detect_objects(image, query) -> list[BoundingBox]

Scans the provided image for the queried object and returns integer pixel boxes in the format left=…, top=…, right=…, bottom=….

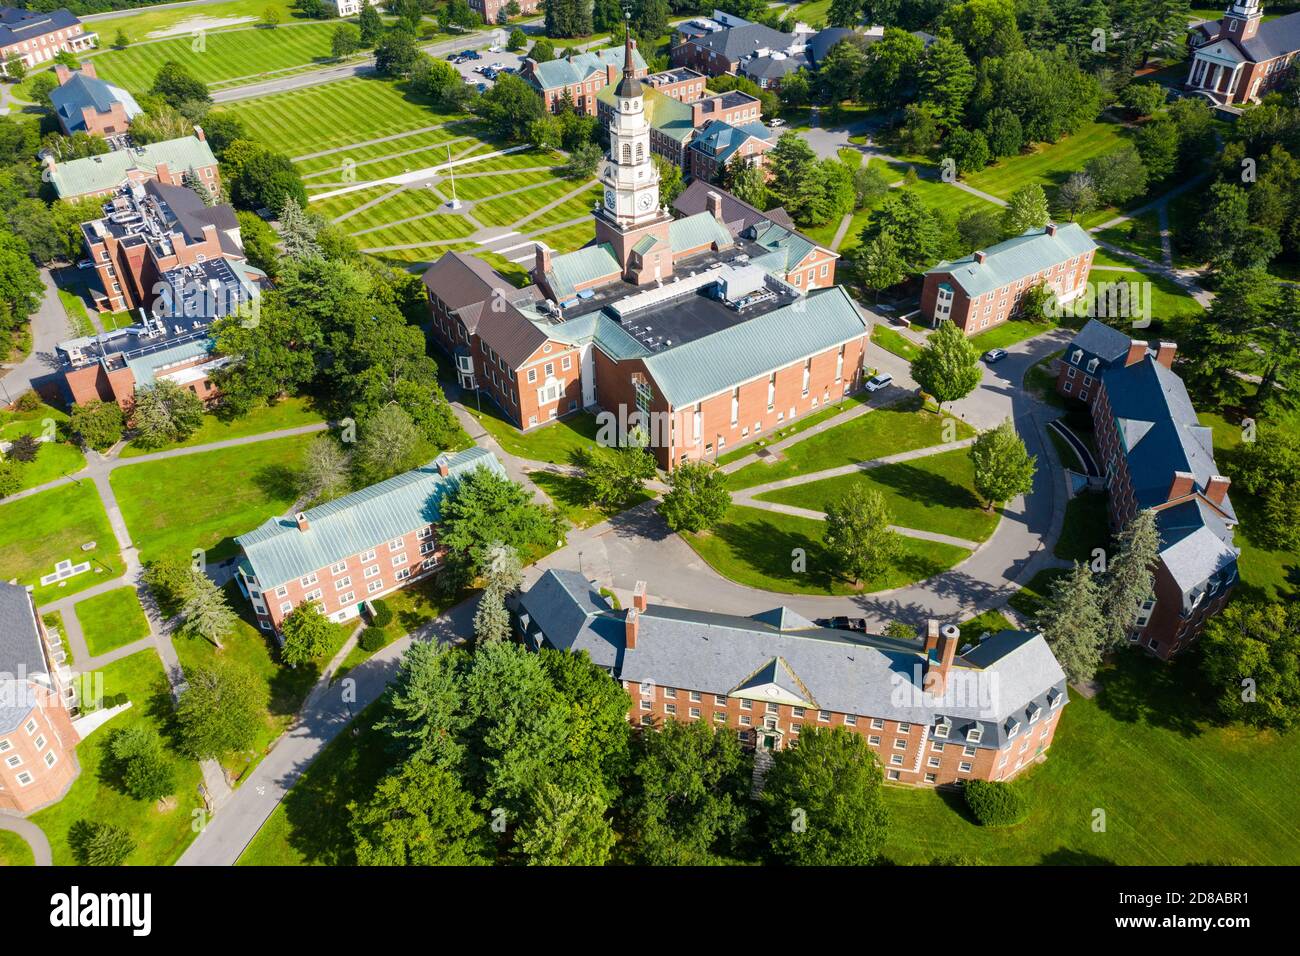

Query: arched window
left=621, top=143, right=631, bottom=164
left=635, top=143, right=644, bottom=163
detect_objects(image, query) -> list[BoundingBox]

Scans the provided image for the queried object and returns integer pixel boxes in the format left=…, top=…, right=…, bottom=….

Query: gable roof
left=49, top=135, right=218, bottom=199
left=1067, top=318, right=1135, bottom=366
left=672, top=180, right=796, bottom=234
left=689, top=119, right=773, bottom=164
left=236, top=447, right=505, bottom=589
left=421, top=251, right=517, bottom=332
left=0, top=582, right=48, bottom=734
left=641, top=285, right=867, bottom=406
left=544, top=243, right=622, bottom=301
left=682, top=21, right=793, bottom=60
left=596, top=81, right=696, bottom=143
left=530, top=44, right=647, bottom=90
left=750, top=218, right=822, bottom=269
left=1239, top=10, right=1300, bottom=61
left=0, top=7, right=81, bottom=47
left=668, top=209, right=733, bottom=254
left=50, top=70, right=142, bottom=132
left=927, top=223, right=1096, bottom=297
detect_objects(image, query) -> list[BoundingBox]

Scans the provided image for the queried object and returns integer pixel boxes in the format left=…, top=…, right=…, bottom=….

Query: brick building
left=922, top=223, right=1096, bottom=334
left=235, top=448, right=506, bottom=632
left=525, top=43, right=648, bottom=115
left=1076, top=326, right=1240, bottom=659
left=687, top=118, right=774, bottom=182
left=1186, top=0, right=1300, bottom=105
left=1052, top=318, right=1177, bottom=405
left=520, top=571, right=1069, bottom=785
left=0, top=582, right=79, bottom=814
left=467, top=0, right=538, bottom=24
left=644, top=67, right=709, bottom=102
left=49, top=63, right=141, bottom=143
left=47, top=130, right=220, bottom=201
left=0, top=7, right=95, bottom=76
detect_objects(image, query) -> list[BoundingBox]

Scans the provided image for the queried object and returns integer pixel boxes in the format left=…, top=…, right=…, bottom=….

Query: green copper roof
left=668, top=212, right=733, bottom=254
left=751, top=221, right=816, bottom=270
left=642, top=286, right=867, bottom=407
left=546, top=243, right=622, bottom=300
left=50, top=135, right=218, bottom=198
left=550, top=312, right=651, bottom=360
left=532, top=45, right=648, bottom=91
left=597, top=82, right=696, bottom=143
left=126, top=338, right=214, bottom=388
left=236, top=447, right=505, bottom=590
left=927, top=223, right=1096, bottom=297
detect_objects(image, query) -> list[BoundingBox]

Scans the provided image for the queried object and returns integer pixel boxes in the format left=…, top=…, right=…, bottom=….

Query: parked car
left=76, top=258, right=94, bottom=269
left=865, top=372, right=893, bottom=392
left=462, top=50, right=481, bottom=60
left=482, top=67, right=498, bottom=79
left=475, top=83, right=488, bottom=93
left=982, top=348, right=1008, bottom=364
left=488, top=44, right=503, bottom=53
left=768, top=117, right=786, bottom=128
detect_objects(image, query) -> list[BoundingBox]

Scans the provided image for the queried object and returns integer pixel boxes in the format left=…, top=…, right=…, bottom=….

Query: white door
left=580, top=344, right=596, bottom=408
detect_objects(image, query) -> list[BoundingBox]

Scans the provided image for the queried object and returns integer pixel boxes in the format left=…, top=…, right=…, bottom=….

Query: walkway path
left=0, top=816, right=52, bottom=866
left=0, top=269, right=73, bottom=403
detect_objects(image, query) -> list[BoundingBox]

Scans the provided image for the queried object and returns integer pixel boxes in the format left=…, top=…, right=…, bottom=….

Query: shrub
left=359, top=627, right=386, bottom=653
left=370, top=600, right=393, bottom=629
left=964, top=779, right=1030, bottom=827
left=15, top=390, right=42, bottom=412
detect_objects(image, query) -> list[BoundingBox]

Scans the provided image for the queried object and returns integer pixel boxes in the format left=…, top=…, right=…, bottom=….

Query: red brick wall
left=0, top=684, right=79, bottom=814
left=923, top=248, right=1094, bottom=333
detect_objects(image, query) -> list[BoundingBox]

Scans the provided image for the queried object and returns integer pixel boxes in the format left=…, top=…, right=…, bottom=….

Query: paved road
left=0, top=815, right=53, bottom=866
left=0, top=268, right=72, bottom=404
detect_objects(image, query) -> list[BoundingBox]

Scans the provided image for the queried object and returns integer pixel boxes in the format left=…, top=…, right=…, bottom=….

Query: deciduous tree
left=969, top=419, right=1037, bottom=510
left=824, top=486, right=903, bottom=585
left=911, top=319, right=982, bottom=409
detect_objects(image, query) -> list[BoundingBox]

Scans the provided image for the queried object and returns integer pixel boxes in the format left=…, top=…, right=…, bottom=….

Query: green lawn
left=1055, top=491, right=1110, bottom=563
left=531, top=470, right=654, bottom=529
left=726, top=399, right=973, bottom=491
left=173, top=584, right=350, bottom=786
left=883, top=650, right=1300, bottom=865
left=0, top=481, right=121, bottom=605
left=756, top=447, right=1001, bottom=544
left=1007, top=567, right=1069, bottom=619
left=57, top=288, right=94, bottom=337
left=76, top=587, right=151, bottom=657
left=333, top=577, right=453, bottom=681
left=82, top=0, right=300, bottom=43
left=120, top=397, right=325, bottom=458
left=1, top=403, right=87, bottom=492
left=963, top=120, right=1134, bottom=205
left=0, top=829, right=33, bottom=866
left=681, top=505, right=970, bottom=596
left=1088, top=268, right=1205, bottom=329
left=29, top=649, right=204, bottom=866
left=958, top=608, right=1018, bottom=643
left=469, top=408, right=605, bottom=466
left=968, top=319, right=1056, bottom=353
left=717, top=393, right=870, bottom=467
left=870, top=323, right=922, bottom=361
left=110, top=432, right=315, bottom=566
left=1096, top=210, right=1165, bottom=264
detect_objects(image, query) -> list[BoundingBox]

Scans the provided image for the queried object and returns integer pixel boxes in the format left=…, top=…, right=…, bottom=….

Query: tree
left=653, top=153, right=684, bottom=205
left=560, top=141, right=602, bottom=179
left=956, top=207, right=1002, bottom=252
left=0, top=459, right=18, bottom=498
left=3, top=56, right=27, bottom=81
left=175, top=658, right=269, bottom=759
left=582, top=441, right=656, bottom=509
left=350, top=757, right=493, bottom=865
left=1135, top=116, right=1179, bottom=183
left=413, top=55, right=473, bottom=111
left=437, top=467, right=561, bottom=580
left=515, top=783, right=615, bottom=865
left=1201, top=600, right=1300, bottom=731
left=6, top=433, right=38, bottom=463
left=130, top=378, right=205, bottom=448
left=780, top=69, right=811, bottom=111
left=917, top=31, right=974, bottom=129
left=856, top=228, right=908, bottom=299
left=862, top=27, right=923, bottom=109
left=0, top=230, right=42, bottom=340
left=331, top=22, right=362, bottom=59
left=725, top=160, right=768, bottom=208
left=760, top=726, right=889, bottom=865
left=1084, top=147, right=1148, bottom=206
left=508, top=27, right=527, bottom=51
left=1001, top=184, right=1049, bottom=236
left=824, top=487, right=903, bottom=585
left=818, top=37, right=869, bottom=105
left=70, top=821, right=135, bottom=866
left=969, top=419, right=1036, bottom=510
left=858, top=190, right=945, bottom=273
left=828, top=0, right=864, bottom=27
left=945, top=126, right=990, bottom=175
left=473, top=585, right=511, bottom=644
left=1036, top=562, right=1106, bottom=684
left=981, top=106, right=1023, bottom=159
left=475, top=74, right=544, bottom=142
left=144, top=558, right=196, bottom=618
left=938, top=0, right=1024, bottom=61
left=1057, top=171, right=1098, bottom=221
left=222, top=139, right=307, bottom=213
left=1120, top=81, right=1167, bottom=118
left=180, top=571, right=236, bottom=648
left=660, top=460, right=731, bottom=533
left=621, top=718, right=750, bottom=865
left=911, top=319, right=982, bottom=409
left=69, top=400, right=125, bottom=451
left=299, top=434, right=350, bottom=503
left=1229, top=424, right=1300, bottom=551
left=852, top=163, right=890, bottom=209
left=358, top=2, right=384, bottom=45
left=375, top=640, right=470, bottom=767
left=354, top=404, right=425, bottom=485
left=110, top=727, right=175, bottom=802
left=150, top=61, right=211, bottom=109
left=1101, top=508, right=1159, bottom=648
left=375, top=27, right=421, bottom=76
left=280, top=602, right=334, bottom=665
left=964, top=779, right=1029, bottom=825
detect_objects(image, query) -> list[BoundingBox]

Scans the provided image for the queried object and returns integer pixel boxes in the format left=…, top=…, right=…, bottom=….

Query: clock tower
left=594, top=23, right=674, bottom=286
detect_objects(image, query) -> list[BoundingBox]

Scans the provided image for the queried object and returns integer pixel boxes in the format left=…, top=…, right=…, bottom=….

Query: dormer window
left=966, top=726, right=983, bottom=744
left=1071, top=349, right=1083, bottom=365
left=1086, top=357, right=1099, bottom=373
left=1006, top=719, right=1021, bottom=738
left=1028, top=705, right=1042, bottom=724
left=1048, top=688, right=1062, bottom=709
left=933, top=719, right=950, bottom=739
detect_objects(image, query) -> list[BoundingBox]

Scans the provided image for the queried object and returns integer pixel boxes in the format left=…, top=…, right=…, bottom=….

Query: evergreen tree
left=1101, top=508, right=1160, bottom=648
left=175, top=659, right=269, bottom=759
left=349, top=757, right=493, bottom=865
left=280, top=602, right=335, bottom=665
left=279, top=196, right=321, bottom=260
left=180, top=571, right=236, bottom=648
left=375, top=640, right=470, bottom=767
left=473, top=586, right=511, bottom=645
left=1036, top=563, right=1107, bottom=684
left=917, top=31, right=974, bottom=128
left=516, top=783, right=616, bottom=865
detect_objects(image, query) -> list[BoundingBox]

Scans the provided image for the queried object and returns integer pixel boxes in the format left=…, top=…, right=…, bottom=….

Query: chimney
left=436, top=456, right=450, bottom=477
left=1205, top=474, right=1231, bottom=505
left=1045, top=222, right=1058, bottom=237
left=924, top=618, right=939, bottom=656
left=973, top=250, right=987, bottom=264
left=535, top=243, right=552, bottom=277
left=1125, top=339, right=1147, bottom=366
left=692, top=100, right=705, bottom=127
left=155, top=161, right=170, bottom=183
left=193, top=124, right=206, bottom=142
left=924, top=624, right=960, bottom=697
left=625, top=607, right=639, bottom=649
left=1156, top=341, right=1177, bottom=368
left=632, top=580, right=648, bottom=611
left=54, top=64, right=72, bottom=84
left=706, top=190, right=724, bottom=224
left=42, top=153, right=56, bottom=173
left=82, top=62, right=97, bottom=80
left=607, top=63, right=618, bottom=84
left=295, top=512, right=309, bottom=532
left=1168, top=470, right=1195, bottom=501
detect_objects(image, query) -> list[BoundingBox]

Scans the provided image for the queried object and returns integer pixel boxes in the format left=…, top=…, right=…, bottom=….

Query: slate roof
left=544, top=243, right=622, bottom=301
left=672, top=180, right=796, bottom=234
left=519, top=569, right=1068, bottom=745
left=668, top=210, right=733, bottom=254
left=740, top=51, right=810, bottom=79
left=927, top=223, right=1096, bottom=297
left=1156, top=500, right=1239, bottom=602
left=1067, top=318, right=1135, bottom=366
left=689, top=119, right=773, bottom=164
left=530, top=45, right=647, bottom=90
left=1239, top=10, right=1300, bottom=60
left=421, top=251, right=520, bottom=334
left=807, top=27, right=857, bottom=66
left=0, top=7, right=81, bottom=48
left=50, top=70, right=141, bottom=133
left=682, top=21, right=793, bottom=60
left=147, top=179, right=238, bottom=242
left=49, top=135, right=218, bottom=198
left=236, top=447, right=505, bottom=589
left=0, top=581, right=48, bottom=734
left=640, top=285, right=867, bottom=406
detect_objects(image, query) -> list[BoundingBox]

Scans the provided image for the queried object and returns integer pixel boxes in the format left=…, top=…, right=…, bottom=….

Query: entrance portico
left=1186, top=40, right=1248, bottom=103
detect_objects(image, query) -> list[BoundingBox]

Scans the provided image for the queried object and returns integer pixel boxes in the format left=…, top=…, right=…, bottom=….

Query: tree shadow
left=1039, top=846, right=1116, bottom=865
left=253, top=462, right=301, bottom=501
left=1092, top=648, right=1209, bottom=737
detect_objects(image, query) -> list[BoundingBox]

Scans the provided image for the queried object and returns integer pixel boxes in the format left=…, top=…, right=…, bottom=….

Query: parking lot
left=448, top=48, right=528, bottom=90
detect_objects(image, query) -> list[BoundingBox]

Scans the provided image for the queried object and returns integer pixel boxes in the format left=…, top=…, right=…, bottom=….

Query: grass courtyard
left=0, top=402, right=86, bottom=492
left=0, top=481, right=121, bottom=605
left=29, top=649, right=204, bottom=866
left=110, top=432, right=316, bottom=566
left=119, top=397, right=325, bottom=458
left=77, top=586, right=151, bottom=657
left=0, top=830, right=33, bottom=866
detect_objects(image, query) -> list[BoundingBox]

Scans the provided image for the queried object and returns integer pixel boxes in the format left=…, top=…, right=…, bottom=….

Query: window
left=844, top=714, right=856, bottom=726
left=360, top=549, right=376, bottom=562
left=391, top=553, right=408, bottom=567
left=967, top=726, right=983, bottom=743
left=928, top=756, right=941, bottom=768
left=275, top=586, right=288, bottom=598
left=665, top=704, right=677, bottom=716
left=689, top=708, right=700, bottom=719
left=561, top=355, right=572, bottom=371
left=714, top=695, right=727, bottom=706
left=44, top=751, right=57, bottom=768
left=33, top=735, right=45, bottom=750
left=364, top=565, right=380, bottom=579
left=639, top=700, right=652, bottom=712
left=303, top=588, right=322, bottom=602
left=689, top=691, right=702, bottom=702
left=893, top=738, right=907, bottom=750
left=16, top=771, right=32, bottom=786
left=527, top=368, right=537, bottom=383
left=739, top=715, right=751, bottom=726
left=889, top=754, right=904, bottom=766
left=330, top=561, right=348, bottom=575
left=740, top=700, right=752, bottom=711
left=335, top=577, right=352, bottom=590
left=870, top=718, right=884, bottom=730
left=958, top=762, right=973, bottom=773
left=897, top=722, right=911, bottom=733
left=963, top=745, right=977, bottom=757
left=417, top=527, right=432, bottom=540
left=299, top=573, right=318, bottom=587
left=280, top=602, right=292, bottom=615
left=713, top=711, right=726, bottom=723
left=339, top=592, right=355, bottom=605
left=924, top=773, right=937, bottom=783
left=5, top=754, right=21, bottom=768
left=367, top=580, right=384, bottom=593
left=388, top=538, right=404, bottom=552
left=420, top=542, right=436, bottom=555
left=933, top=721, right=950, bottom=739
left=0, top=739, right=9, bottom=753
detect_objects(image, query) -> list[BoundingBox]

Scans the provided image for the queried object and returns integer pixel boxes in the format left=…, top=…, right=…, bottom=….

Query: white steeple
left=599, top=21, right=661, bottom=227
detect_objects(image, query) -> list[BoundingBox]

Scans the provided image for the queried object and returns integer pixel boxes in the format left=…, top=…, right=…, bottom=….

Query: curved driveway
left=0, top=816, right=53, bottom=866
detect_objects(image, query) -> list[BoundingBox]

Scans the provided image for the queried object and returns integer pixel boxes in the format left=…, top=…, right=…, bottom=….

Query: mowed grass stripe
left=474, top=179, right=579, bottom=227
left=297, top=126, right=470, bottom=177
left=534, top=219, right=597, bottom=253
left=526, top=184, right=601, bottom=231
left=92, top=23, right=338, bottom=94
left=357, top=214, right=478, bottom=248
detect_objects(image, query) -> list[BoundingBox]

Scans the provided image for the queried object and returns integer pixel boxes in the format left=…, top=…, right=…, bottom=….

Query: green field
left=120, top=397, right=324, bottom=458
left=110, top=433, right=315, bottom=566
left=968, top=318, right=1056, bottom=353
left=870, top=323, right=922, bottom=361
left=0, top=404, right=86, bottom=492
left=883, top=651, right=1300, bottom=865
left=682, top=504, right=970, bottom=595
left=1088, top=268, right=1205, bottom=328
left=468, top=408, right=606, bottom=466
left=0, top=830, right=33, bottom=866
left=85, top=0, right=300, bottom=44
left=76, top=586, right=151, bottom=657
left=963, top=121, right=1134, bottom=207
left=30, top=649, right=204, bottom=866
left=756, top=446, right=1001, bottom=543
left=531, top=470, right=655, bottom=529
left=726, top=399, right=972, bottom=490
left=0, top=481, right=121, bottom=605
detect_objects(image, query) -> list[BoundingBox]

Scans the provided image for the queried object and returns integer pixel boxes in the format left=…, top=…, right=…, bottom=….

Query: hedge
left=964, top=779, right=1030, bottom=827
left=358, top=627, right=386, bottom=653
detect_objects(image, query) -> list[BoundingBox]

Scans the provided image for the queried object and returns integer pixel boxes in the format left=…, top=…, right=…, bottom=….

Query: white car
left=865, top=373, right=893, bottom=392
left=768, top=117, right=786, bottom=128
left=488, top=45, right=503, bottom=53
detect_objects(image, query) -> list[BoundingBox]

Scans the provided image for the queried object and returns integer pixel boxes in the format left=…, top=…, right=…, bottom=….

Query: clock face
left=604, top=189, right=616, bottom=210
left=637, top=193, right=654, bottom=211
